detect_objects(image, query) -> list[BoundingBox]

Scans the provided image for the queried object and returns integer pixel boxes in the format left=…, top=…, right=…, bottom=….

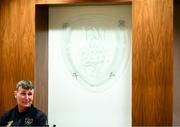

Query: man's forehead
left=17, top=86, right=34, bottom=92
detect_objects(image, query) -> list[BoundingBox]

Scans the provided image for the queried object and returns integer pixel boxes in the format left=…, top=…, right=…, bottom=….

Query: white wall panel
left=49, top=5, right=131, bottom=127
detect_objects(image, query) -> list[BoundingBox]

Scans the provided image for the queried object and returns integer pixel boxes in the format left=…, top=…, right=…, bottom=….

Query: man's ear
left=14, top=91, right=17, bottom=98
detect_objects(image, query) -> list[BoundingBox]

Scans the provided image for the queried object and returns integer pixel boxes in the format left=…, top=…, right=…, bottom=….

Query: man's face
left=14, top=86, right=34, bottom=110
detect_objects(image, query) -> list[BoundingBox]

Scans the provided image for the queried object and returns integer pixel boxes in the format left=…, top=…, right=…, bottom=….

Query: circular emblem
left=24, top=117, right=33, bottom=125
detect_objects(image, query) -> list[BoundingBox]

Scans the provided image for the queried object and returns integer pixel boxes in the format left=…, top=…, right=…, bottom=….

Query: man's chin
left=23, top=104, right=32, bottom=108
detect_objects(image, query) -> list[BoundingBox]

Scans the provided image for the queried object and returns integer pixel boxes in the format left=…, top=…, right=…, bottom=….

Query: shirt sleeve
left=0, top=115, right=4, bottom=125
left=36, top=111, right=48, bottom=126
left=0, top=113, right=8, bottom=126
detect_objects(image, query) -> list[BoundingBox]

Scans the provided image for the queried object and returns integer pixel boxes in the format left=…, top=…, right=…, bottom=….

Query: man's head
left=14, top=80, right=34, bottom=112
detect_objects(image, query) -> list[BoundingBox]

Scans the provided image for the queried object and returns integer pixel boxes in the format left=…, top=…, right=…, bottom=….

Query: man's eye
left=20, top=93, right=26, bottom=96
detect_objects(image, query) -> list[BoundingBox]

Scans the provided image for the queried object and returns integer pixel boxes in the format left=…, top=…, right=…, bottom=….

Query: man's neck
left=18, top=106, right=28, bottom=113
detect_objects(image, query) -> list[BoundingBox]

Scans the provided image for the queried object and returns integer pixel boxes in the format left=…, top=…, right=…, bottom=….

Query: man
left=0, top=80, right=48, bottom=126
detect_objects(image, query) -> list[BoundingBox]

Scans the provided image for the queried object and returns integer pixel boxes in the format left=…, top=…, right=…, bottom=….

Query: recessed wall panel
left=48, top=5, right=131, bottom=127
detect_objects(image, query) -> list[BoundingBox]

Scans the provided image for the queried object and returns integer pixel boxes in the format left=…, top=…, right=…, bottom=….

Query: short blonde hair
left=16, top=80, right=34, bottom=90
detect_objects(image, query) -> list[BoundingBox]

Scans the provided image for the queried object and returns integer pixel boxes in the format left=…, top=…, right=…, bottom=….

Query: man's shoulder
left=30, top=106, right=48, bottom=126
left=1, top=106, right=17, bottom=118
left=31, top=106, right=47, bottom=118
left=0, top=106, right=17, bottom=125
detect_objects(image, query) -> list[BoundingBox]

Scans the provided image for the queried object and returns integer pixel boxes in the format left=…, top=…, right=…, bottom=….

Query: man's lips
left=22, top=101, right=31, bottom=104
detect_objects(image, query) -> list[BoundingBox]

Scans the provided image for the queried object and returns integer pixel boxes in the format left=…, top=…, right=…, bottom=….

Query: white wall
left=48, top=5, right=131, bottom=127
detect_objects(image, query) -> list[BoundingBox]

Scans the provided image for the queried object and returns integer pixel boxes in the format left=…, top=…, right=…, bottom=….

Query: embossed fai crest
left=61, top=15, right=130, bottom=92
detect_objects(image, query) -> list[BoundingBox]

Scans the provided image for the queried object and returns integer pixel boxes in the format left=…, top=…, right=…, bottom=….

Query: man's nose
left=24, top=94, right=29, bottom=99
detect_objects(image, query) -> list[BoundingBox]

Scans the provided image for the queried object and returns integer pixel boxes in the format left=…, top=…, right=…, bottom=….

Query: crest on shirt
left=7, top=120, right=13, bottom=127
left=24, top=117, right=33, bottom=125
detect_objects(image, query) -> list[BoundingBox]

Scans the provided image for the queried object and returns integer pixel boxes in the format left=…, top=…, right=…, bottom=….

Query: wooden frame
left=36, top=0, right=132, bottom=5
left=35, top=5, right=49, bottom=116
left=173, top=0, right=180, bottom=125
